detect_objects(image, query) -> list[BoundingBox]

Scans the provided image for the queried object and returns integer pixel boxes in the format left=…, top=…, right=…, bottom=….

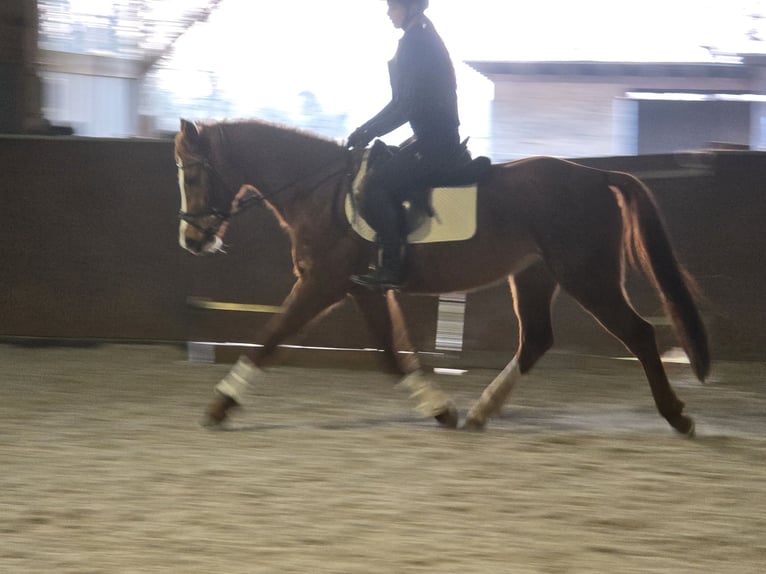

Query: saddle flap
left=347, top=140, right=486, bottom=244
left=346, top=184, right=478, bottom=244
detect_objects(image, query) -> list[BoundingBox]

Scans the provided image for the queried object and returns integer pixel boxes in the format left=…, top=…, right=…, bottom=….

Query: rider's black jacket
left=359, top=14, right=460, bottom=144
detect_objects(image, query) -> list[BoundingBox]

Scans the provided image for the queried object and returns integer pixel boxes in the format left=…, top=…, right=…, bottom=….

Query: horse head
left=174, top=119, right=237, bottom=255
left=174, top=117, right=355, bottom=255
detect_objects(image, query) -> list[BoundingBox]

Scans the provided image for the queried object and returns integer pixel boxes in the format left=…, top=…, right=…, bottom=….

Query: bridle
left=176, top=156, right=261, bottom=238
left=177, top=150, right=353, bottom=239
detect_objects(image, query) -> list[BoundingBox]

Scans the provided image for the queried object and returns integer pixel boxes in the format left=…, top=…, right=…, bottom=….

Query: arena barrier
left=1, top=136, right=763, bottom=362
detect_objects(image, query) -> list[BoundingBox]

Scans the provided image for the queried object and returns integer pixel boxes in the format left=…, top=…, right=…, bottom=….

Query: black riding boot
left=351, top=239, right=405, bottom=290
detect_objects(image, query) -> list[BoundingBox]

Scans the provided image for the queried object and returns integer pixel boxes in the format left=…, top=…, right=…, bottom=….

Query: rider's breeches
left=358, top=146, right=424, bottom=239
left=358, top=136, right=461, bottom=244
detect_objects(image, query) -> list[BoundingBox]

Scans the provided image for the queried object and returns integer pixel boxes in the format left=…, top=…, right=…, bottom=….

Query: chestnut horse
left=175, top=118, right=709, bottom=435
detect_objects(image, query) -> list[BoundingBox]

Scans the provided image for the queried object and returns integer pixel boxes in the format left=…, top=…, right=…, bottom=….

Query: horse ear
left=180, top=119, right=200, bottom=147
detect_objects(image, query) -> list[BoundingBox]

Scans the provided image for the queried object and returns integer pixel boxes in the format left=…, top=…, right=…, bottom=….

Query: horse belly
left=405, top=232, right=537, bottom=294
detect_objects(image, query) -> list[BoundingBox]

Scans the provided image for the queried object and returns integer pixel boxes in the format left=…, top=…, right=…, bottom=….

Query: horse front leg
left=351, top=288, right=458, bottom=429
left=202, top=278, right=346, bottom=427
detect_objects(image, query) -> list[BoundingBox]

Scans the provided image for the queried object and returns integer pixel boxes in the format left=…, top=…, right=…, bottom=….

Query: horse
left=174, top=118, right=709, bottom=436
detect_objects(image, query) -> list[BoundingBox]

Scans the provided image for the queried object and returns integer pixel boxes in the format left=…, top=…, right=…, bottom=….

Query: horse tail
left=607, top=171, right=710, bottom=381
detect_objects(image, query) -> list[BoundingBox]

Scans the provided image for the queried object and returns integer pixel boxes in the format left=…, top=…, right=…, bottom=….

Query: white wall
left=41, top=71, right=138, bottom=137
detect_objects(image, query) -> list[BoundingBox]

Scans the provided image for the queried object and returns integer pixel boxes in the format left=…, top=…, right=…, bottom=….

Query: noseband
left=177, top=157, right=262, bottom=238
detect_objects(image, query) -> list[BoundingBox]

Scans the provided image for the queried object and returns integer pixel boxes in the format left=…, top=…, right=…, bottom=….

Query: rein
left=177, top=154, right=350, bottom=237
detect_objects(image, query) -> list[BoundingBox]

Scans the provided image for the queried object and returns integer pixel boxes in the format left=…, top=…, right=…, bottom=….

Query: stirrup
left=351, top=268, right=404, bottom=291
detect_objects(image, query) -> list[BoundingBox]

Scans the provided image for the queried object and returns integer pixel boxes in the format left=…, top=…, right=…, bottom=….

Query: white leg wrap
left=215, top=357, right=262, bottom=404
left=468, top=357, right=521, bottom=425
left=397, top=370, right=452, bottom=417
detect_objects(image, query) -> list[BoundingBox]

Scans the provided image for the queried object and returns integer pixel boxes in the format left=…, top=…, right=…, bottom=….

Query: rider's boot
left=351, top=239, right=405, bottom=290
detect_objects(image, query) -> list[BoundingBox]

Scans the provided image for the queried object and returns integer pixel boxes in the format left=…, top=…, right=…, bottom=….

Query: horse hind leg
left=464, top=263, right=558, bottom=431
left=559, top=270, right=694, bottom=436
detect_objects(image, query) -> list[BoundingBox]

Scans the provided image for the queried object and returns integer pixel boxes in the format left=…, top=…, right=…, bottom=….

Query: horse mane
left=189, top=118, right=347, bottom=162
left=231, top=118, right=341, bottom=145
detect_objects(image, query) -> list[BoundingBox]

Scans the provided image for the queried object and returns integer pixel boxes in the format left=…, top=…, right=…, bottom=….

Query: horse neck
left=222, top=122, right=347, bottom=225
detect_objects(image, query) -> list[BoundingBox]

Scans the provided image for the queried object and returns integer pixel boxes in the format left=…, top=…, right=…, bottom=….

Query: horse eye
left=185, top=175, right=200, bottom=186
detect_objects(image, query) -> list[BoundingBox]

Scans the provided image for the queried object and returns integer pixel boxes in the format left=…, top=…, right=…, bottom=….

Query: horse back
left=457, top=156, right=627, bottom=292
left=478, top=156, right=619, bottom=230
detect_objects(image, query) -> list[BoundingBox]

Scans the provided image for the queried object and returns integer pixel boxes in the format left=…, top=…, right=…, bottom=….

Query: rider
left=347, top=0, right=462, bottom=289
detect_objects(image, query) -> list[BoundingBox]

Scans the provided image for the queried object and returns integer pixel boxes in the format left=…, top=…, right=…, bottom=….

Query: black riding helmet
left=387, top=0, right=429, bottom=29
left=387, top=0, right=429, bottom=10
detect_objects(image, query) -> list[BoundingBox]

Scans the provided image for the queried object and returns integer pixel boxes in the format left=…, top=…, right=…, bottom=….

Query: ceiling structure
left=38, top=0, right=224, bottom=77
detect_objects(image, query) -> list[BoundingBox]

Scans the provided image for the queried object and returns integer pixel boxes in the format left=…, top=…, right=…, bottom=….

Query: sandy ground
left=1, top=343, right=764, bottom=573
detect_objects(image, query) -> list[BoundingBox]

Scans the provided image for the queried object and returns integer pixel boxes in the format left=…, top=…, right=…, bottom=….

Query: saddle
left=367, top=139, right=491, bottom=214
left=346, top=140, right=492, bottom=244
left=367, top=138, right=490, bottom=180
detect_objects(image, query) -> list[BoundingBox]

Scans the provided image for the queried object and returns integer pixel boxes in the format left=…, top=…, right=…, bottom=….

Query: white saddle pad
left=345, top=154, right=478, bottom=244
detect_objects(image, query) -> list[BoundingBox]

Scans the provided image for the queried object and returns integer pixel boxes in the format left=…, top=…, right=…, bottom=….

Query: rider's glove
left=347, top=126, right=373, bottom=149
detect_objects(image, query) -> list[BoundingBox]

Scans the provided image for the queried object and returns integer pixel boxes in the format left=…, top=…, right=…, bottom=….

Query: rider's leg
left=353, top=190, right=406, bottom=289
left=352, top=154, right=413, bottom=289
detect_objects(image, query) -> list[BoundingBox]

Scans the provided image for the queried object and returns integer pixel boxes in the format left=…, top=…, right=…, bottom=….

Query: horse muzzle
left=183, top=235, right=225, bottom=256
left=179, top=222, right=226, bottom=256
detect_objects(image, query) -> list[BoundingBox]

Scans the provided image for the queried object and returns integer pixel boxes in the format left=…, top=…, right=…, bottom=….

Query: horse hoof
left=670, top=414, right=696, bottom=438
left=434, top=401, right=459, bottom=429
left=462, top=415, right=486, bottom=432
left=200, top=394, right=239, bottom=429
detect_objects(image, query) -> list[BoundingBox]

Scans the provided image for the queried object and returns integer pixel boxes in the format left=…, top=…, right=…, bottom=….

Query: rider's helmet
left=389, top=0, right=429, bottom=11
